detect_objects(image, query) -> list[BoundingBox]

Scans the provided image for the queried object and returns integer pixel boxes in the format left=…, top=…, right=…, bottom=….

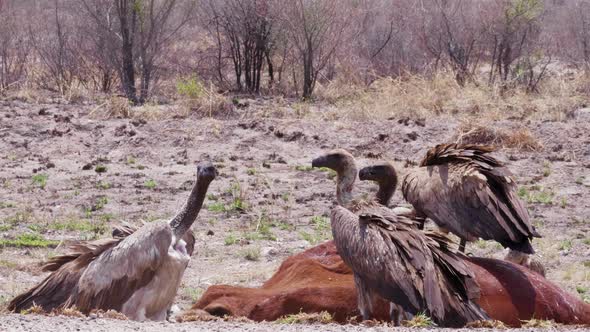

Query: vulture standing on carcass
left=311, top=149, right=398, bottom=215
left=8, top=163, right=217, bottom=321
left=312, top=149, right=464, bottom=324
left=330, top=206, right=489, bottom=327
left=400, top=144, right=544, bottom=275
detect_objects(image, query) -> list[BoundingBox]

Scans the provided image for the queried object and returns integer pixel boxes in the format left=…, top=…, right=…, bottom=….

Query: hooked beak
left=358, top=167, right=372, bottom=181
left=197, top=163, right=218, bottom=181
left=311, top=156, right=327, bottom=168
left=359, top=166, right=375, bottom=181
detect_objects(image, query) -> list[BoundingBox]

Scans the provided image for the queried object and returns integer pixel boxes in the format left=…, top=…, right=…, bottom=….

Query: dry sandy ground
left=0, top=98, right=589, bottom=330
left=1, top=314, right=589, bottom=332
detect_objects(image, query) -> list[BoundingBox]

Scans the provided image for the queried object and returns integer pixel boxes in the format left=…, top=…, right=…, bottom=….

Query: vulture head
left=312, top=149, right=357, bottom=206
left=312, top=149, right=356, bottom=173
left=197, top=163, right=218, bottom=183
left=359, top=162, right=397, bottom=183
left=359, top=162, right=398, bottom=207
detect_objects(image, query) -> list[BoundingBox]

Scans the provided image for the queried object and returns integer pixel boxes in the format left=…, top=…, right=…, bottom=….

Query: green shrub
left=177, top=76, right=205, bottom=99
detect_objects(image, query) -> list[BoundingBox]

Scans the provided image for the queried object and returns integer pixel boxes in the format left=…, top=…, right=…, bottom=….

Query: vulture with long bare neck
left=311, top=150, right=488, bottom=326
left=9, top=163, right=217, bottom=321
left=400, top=144, right=544, bottom=275
left=311, top=149, right=394, bottom=213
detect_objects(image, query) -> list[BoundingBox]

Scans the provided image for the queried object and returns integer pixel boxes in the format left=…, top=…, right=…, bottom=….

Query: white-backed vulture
left=311, top=149, right=417, bottom=324
left=401, top=144, right=543, bottom=275
left=311, top=149, right=396, bottom=218
left=330, top=206, right=489, bottom=327
left=9, top=163, right=216, bottom=321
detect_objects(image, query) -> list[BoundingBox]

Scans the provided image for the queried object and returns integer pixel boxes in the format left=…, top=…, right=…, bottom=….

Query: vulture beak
left=358, top=167, right=373, bottom=181
left=197, top=163, right=218, bottom=181
left=311, top=156, right=327, bottom=168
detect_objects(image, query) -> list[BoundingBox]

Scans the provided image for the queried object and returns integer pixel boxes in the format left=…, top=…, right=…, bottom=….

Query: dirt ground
left=0, top=98, right=589, bottom=330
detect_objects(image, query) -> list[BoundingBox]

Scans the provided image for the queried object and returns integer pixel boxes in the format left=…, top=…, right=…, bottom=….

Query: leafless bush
left=203, top=0, right=275, bottom=94
left=30, top=0, right=82, bottom=94
left=0, top=2, right=31, bottom=92
left=421, top=0, right=488, bottom=86
left=281, top=0, right=354, bottom=98
left=484, top=0, right=544, bottom=87
left=75, top=0, right=119, bottom=93
left=80, top=0, right=196, bottom=104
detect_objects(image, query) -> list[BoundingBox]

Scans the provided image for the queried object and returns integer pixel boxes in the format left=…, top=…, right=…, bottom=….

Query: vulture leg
left=389, top=303, right=404, bottom=326
left=458, top=239, right=467, bottom=253
left=415, top=211, right=427, bottom=230
left=353, top=273, right=373, bottom=320
left=417, top=220, right=425, bottom=231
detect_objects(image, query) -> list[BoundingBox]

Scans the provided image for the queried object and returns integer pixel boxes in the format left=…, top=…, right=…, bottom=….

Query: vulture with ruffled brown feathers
left=9, top=163, right=216, bottom=321
left=312, top=149, right=422, bottom=323
left=401, top=144, right=543, bottom=274
left=330, top=206, right=489, bottom=327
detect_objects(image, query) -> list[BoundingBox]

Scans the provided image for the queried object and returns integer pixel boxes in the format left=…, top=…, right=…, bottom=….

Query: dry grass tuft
left=276, top=311, right=334, bottom=324
left=90, top=309, right=128, bottom=320
left=176, top=77, right=233, bottom=117
left=50, top=306, right=85, bottom=318
left=176, top=309, right=220, bottom=323
left=466, top=319, right=508, bottom=329
left=521, top=318, right=558, bottom=328
left=106, top=96, right=131, bottom=118
left=358, top=319, right=390, bottom=327
left=454, top=122, right=542, bottom=151
left=402, top=312, right=436, bottom=327
left=21, top=304, right=45, bottom=315
left=223, top=315, right=254, bottom=323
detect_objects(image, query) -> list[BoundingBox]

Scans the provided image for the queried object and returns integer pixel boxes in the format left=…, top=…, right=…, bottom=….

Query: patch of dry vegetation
left=19, top=305, right=128, bottom=320
left=176, top=309, right=220, bottom=323
left=89, top=309, right=128, bottom=320
left=521, top=318, right=559, bottom=328
left=176, top=77, right=232, bottom=117
left=176, top=309, right=253, bottom=323
left=466, top=320, right=508, bottom=329
left=21, top=304, right=44, bottom=315
left=50, top=307, right=85, bottom=318
left=276, top=311, right=334, bottom=324
left=453, top=122, right=542, bottom=151
left=401, top=312, right=436, bottom=327
left=327, top=70, right=588, bottom=122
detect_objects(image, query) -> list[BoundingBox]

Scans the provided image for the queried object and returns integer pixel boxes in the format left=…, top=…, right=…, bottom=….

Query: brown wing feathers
left=7, top=238, right=120, bottom=312
left=9, top=222, right=196, bottom=314
left=420, top=144, right=498, bottom=167
left=358, top=212, right=488, bottom=326
left=421, top=144, right=540, bottom=248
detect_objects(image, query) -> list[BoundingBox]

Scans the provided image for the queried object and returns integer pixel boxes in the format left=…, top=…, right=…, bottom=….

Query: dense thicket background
left=0, top=0, right=588, bottom=107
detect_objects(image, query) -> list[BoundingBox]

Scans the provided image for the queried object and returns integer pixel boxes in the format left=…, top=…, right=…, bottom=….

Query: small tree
left=0, top=2, right=30, bottom=91
left=282, top=0, right=351, bottom=98
left=81, top=0, right=195, bottom=104
left=204, top=0, right=274, bottom=93
left=486, top=0, right=544, bottom=85
left=422, top=0, right=487, bottom=86
left=31, top=0, right=83, bottom=94
left=135, top=0, right=195, bottom=103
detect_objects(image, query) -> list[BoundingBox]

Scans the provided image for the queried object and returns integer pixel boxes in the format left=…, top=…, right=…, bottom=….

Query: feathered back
left=331, top=206, right=489, bottom=327
left=420, top=144, right=498, bottom=168
left=403, top=143, right=539, bottom=253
